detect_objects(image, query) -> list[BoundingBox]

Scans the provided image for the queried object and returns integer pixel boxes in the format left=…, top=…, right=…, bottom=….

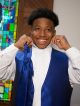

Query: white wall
left=53, top=0, right=80, bottom=106
left=54, top=0, right=80, bottom=49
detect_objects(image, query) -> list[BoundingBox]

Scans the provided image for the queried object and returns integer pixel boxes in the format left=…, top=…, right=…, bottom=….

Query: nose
left=40, top=29, right=45, bottom=37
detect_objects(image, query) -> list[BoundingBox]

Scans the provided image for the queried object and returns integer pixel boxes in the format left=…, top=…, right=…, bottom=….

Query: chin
left=36, top=45, right=49, bottom=49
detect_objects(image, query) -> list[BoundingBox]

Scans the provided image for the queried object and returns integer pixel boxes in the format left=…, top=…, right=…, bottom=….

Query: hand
left=14, top=34, right=33, bottom=49
left=51, top=35, right=71, bottom=50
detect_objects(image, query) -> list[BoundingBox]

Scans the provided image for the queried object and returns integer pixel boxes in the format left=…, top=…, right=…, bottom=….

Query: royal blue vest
left=13, top=45, right=73, bottom=106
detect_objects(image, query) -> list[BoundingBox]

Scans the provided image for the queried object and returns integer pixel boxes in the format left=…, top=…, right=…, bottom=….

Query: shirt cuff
left=65, top=47, right=80, bottom=60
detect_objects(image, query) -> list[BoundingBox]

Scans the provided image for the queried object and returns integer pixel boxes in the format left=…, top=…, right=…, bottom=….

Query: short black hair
left=28, top=8, right=59, bottom=27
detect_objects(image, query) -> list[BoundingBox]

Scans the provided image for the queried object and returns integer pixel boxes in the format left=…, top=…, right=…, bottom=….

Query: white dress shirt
left=32, top=45, right=52, bottom=106
left=0, top=44, right=80, bottom=106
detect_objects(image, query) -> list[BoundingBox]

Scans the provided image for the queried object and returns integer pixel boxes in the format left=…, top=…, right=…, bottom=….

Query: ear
left=30, top=26, right=34, bottom=32
left=27, top=26, right=33, bottom=37
left=54, top=30, right=56, bottom=35
left=52, top=30, right=56, bottom=37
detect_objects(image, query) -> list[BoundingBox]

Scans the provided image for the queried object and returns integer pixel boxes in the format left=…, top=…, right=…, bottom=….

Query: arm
left=66, top=47, right=80, bottom=86
left=0, top=34, right=33, bottom=81
left=51, top=35, right=80, bottom=85
left=0, top=44, right=18, bottom=80
left=66, top=47, right=80, bottom=69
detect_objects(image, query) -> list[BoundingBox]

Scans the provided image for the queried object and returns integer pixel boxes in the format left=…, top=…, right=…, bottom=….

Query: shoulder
left=52, top=48, right=68, bottom=61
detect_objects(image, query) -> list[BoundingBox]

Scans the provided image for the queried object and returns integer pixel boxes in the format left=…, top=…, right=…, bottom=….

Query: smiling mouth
left=37, top=39, right=47, bottom=44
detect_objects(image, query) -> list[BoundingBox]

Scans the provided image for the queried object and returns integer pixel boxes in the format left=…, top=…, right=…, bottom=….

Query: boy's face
left=31, top=18, right=56, bottom=49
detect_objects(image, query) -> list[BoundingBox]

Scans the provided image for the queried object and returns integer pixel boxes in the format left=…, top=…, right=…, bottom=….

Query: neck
left=32, top=44, right=52, bottom=50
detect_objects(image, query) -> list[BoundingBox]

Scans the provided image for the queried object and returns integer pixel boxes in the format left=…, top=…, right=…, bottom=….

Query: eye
left=46, top=28, right=52, bottom=32
left=33, top=27, right=40, bottom=31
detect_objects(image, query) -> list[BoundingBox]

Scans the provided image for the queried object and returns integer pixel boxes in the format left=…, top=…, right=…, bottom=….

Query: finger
left=56, top=39, right=61, bottom=46
left=27, top=40, right=32, bottom=45
left=54, top=38, right=61, bottom=46
left=50, top=36, right=56, bottom=44
left=25, top=32, right=32, bottom=37
left=28, top=42, right=33, bottom=48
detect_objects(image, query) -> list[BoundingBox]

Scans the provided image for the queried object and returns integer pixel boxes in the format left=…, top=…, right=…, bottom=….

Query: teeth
left=39, top=40, right=46, bottom=42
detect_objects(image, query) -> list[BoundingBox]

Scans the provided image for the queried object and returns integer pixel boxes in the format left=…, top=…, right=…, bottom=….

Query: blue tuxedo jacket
left=13, top=45, right=73, bottom=106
